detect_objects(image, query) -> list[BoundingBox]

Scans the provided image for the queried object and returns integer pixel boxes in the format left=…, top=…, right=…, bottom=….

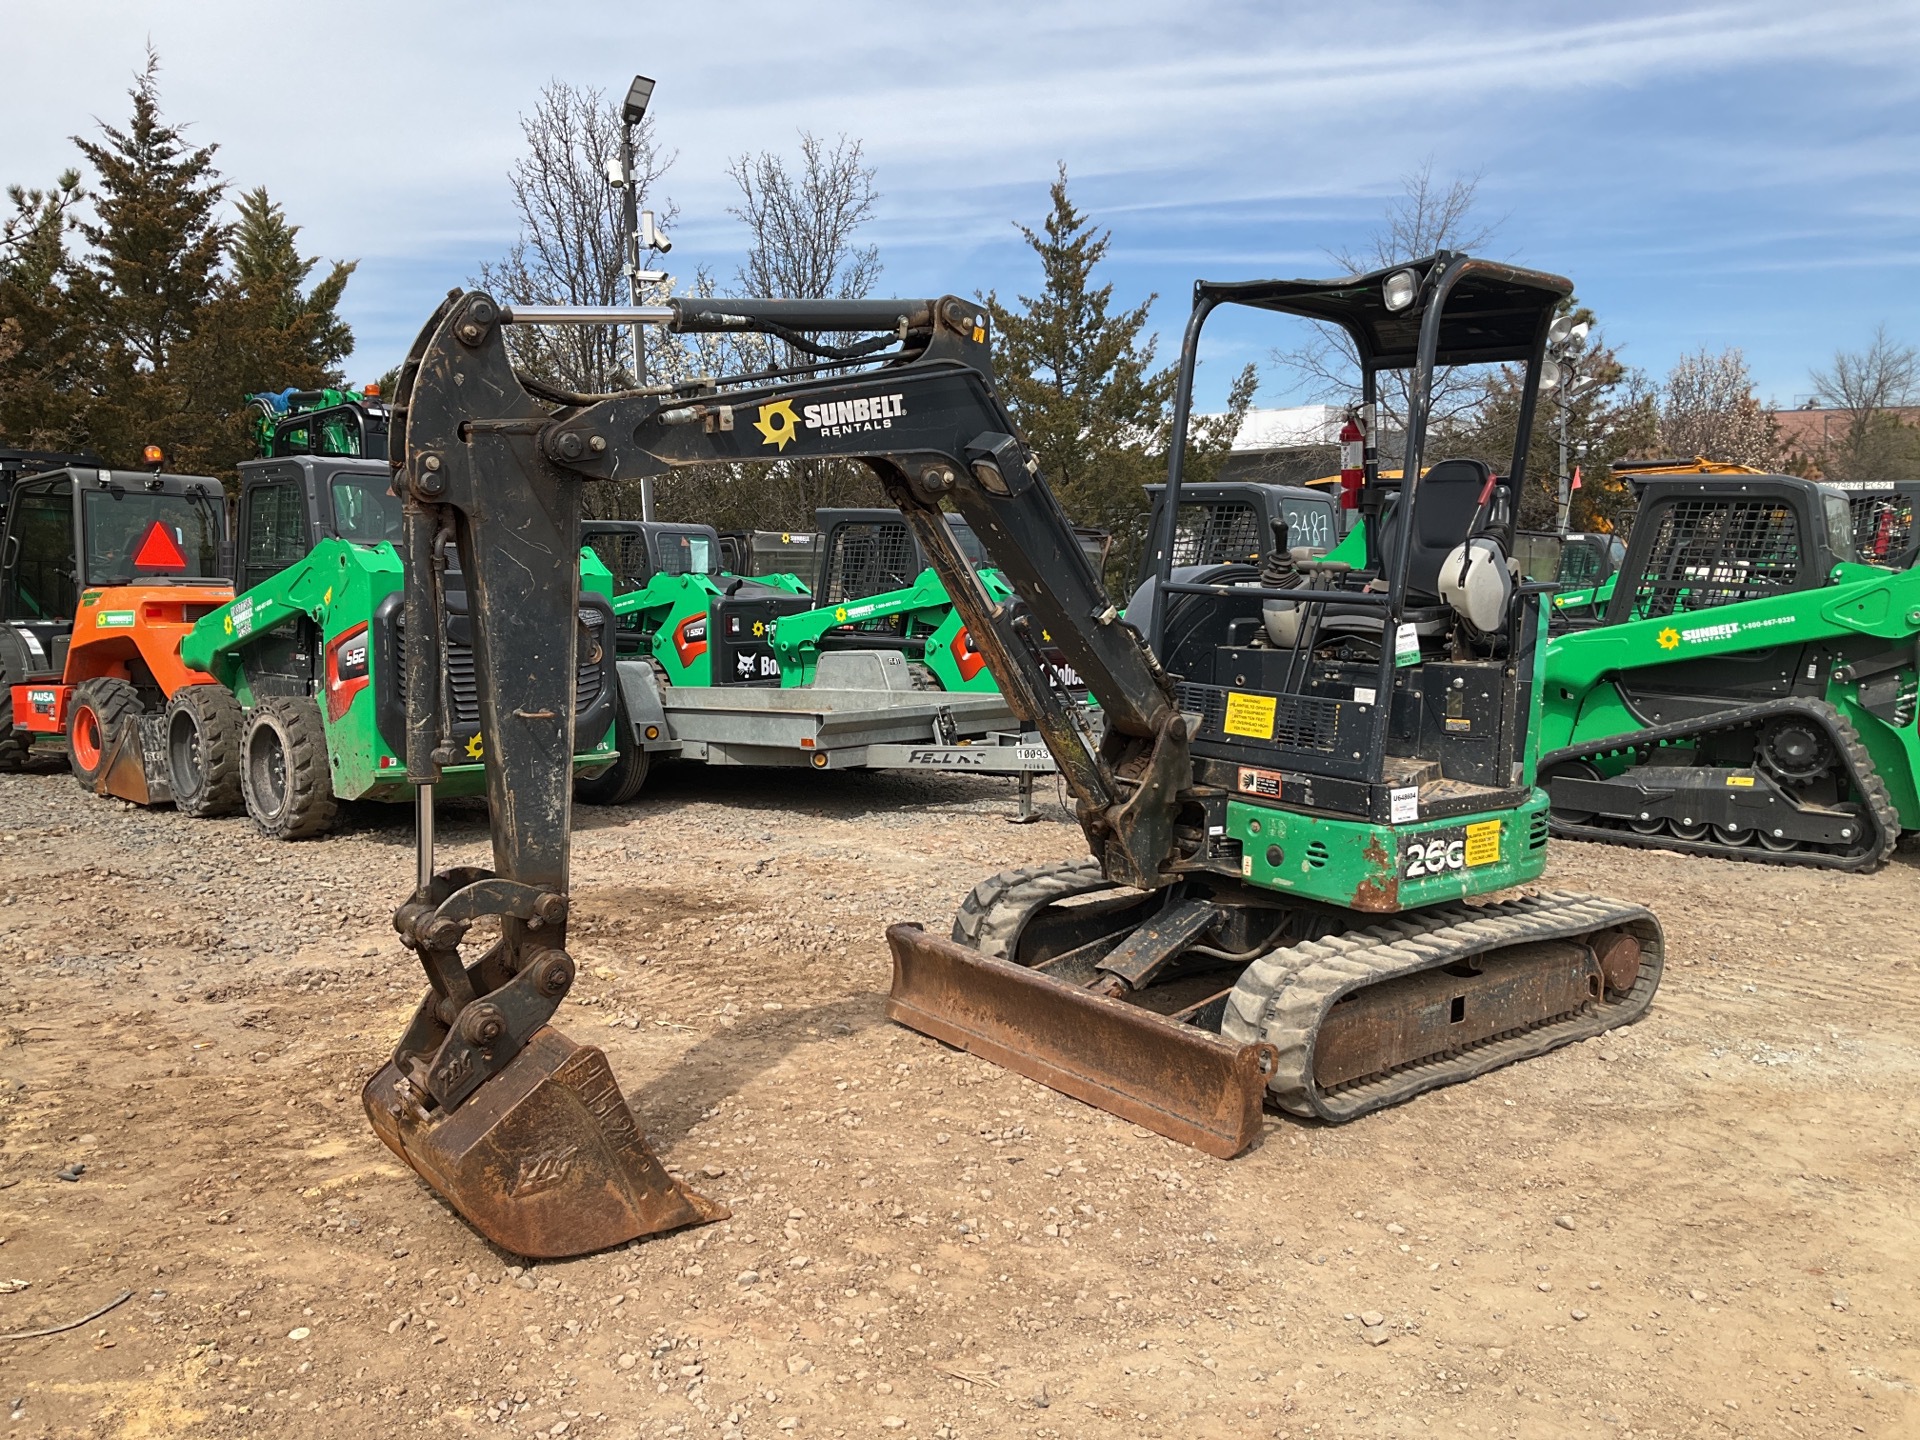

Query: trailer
left=611, top=648, right=1065, bottom=817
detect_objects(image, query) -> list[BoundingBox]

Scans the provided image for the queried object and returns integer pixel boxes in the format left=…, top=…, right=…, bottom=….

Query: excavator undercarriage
left=369, top=254, right=1664, bottom=1256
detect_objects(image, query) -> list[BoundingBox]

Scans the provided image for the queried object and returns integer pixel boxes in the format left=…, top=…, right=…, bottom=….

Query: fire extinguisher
left=1338, top=410, right=1364, bottom=511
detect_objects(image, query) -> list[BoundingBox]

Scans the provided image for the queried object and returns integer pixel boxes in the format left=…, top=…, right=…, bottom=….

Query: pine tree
left=229, top=186, right=355, bottom=363
left=0, top=170, right=91, bottom=448
left=66, top=51, right=229, bottom=470
left=985, top=167, right=1174, bottom=542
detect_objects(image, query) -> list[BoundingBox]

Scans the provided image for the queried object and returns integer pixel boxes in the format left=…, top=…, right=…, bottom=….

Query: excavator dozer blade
left=362, top=1026, right=727, bottom=1259
left=885, top=924, right=1276, bottom=1159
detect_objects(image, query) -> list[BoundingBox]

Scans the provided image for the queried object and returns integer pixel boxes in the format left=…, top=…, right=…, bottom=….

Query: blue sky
left=3, top=0, right=1916, bottom=411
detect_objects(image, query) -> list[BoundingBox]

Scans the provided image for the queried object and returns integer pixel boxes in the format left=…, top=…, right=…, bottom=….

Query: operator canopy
left=1197, top=254, right=1574, bottom=370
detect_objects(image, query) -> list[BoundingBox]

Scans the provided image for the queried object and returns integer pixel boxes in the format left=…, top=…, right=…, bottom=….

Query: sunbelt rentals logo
left=754, top=393, right=906, bottom=451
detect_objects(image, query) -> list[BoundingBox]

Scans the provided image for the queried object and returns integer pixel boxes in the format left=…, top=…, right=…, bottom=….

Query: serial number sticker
left=1354, top=686, right=1376, bottom=705
left=1726, top=775, right=1755, bottom=787
left=1237, top=765, right=1285, bottom=798
left=1223, top=691, right=1277, bottom=739
left=1389, top=786, right=1419, bottom=824
left=1464, top=819, right=1501, bottom=866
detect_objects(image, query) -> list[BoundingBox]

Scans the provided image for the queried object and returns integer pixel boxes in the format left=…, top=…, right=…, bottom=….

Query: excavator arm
left=365, top=290, right=1196, bottom=1254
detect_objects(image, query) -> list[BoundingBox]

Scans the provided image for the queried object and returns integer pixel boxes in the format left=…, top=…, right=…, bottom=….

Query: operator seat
left=1374, top=459, right=1511, bottom=603
left=1308, top=459, right=1514, bottom=640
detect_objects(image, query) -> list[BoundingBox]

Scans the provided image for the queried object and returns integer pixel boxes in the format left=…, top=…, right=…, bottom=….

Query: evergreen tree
left=65, top=51, right=229, bottom=470
left=985, top=168, right=1255, bottom=589
left=0, top=54, right=359, bottom=477
left=985, top=168, right=1174, bottom=540
left=229, top=186, right=355, bottom=362
left=0, top=170, right=91, bottom=448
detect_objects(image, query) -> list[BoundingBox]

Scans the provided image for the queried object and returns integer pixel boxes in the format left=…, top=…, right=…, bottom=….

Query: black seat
left=1375, top=459, right=1511, bottom=602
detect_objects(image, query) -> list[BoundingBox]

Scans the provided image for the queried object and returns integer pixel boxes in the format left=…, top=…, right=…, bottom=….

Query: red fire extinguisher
left=1338, top=410, right=1364, bottom=511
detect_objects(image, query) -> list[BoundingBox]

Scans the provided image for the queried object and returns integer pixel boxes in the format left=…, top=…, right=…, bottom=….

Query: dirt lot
left=2, top=756, right=1918, bottom=1440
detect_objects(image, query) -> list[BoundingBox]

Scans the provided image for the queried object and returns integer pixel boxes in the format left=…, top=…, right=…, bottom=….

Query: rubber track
left=950, top=858, right=1112, bottom=958
left=1220, top=890, right=1663, bottom=1123
left=1541, top=697, right=1898, bottom=873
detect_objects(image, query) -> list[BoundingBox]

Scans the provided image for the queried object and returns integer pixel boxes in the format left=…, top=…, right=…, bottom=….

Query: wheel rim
left=1710, top=823, right=1753, bottom=846
left=1629, top=817, right=1665, bottom=835
left=1757, top=829, right=1800, bottom=852
left=71, top=705, right=102, bottom=770
left=169, top=708, right=203, bottom=791
left=1670, top=820, right=1708, bottom=842
left=249, top=723, right=289, bottom=818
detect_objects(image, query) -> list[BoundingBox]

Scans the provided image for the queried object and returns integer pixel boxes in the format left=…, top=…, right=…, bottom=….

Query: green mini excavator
left=364, top=257, right=1665, bottom=1258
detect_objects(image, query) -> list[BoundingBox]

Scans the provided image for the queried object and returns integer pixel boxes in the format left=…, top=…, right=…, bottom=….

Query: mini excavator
left=366, top=256, right=1664, bottom=1257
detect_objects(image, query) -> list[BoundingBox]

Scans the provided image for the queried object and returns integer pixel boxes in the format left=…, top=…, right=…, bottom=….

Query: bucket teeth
left=363, top=1026, right=725, bottom=1258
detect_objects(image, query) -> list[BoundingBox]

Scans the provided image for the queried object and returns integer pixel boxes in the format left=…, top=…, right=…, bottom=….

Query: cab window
left=2, top=479, right=76, bottom=621
left=243, top=481, right=310, bottom=591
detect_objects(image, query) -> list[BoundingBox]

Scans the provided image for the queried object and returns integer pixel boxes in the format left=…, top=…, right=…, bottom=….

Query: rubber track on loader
left=1541, top=698, right=1899, bottom=873
left=1221, top=890, right=1663, bottom=1123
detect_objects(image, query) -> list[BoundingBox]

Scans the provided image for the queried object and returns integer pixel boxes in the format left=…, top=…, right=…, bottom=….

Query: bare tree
left=476, top=80, right=676, bottom=395
left=658, top=133, right=885, bottom=526
left=1272, top=159, right=1503, bottom=447
left=1658, top=346, right=1781, bottom=468
left=1813, top=324, right=1918, bottom=422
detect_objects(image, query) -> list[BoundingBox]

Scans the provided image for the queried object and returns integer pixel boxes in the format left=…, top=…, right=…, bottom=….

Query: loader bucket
left=885, top=924, right=1276, bottom=1159
left=362, top=1026, right=727, bottom=1258
left=94, top=712, right=172, bottom=806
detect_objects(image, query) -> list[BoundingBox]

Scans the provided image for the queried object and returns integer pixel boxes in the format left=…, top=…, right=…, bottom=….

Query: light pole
left=1543, top=317, right=1593, bottom=535
left=615, top=75, right=672, bottom=518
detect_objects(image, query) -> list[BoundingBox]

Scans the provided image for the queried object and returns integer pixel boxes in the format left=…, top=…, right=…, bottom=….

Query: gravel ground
left=2, top=754, right=1918, bottom=1440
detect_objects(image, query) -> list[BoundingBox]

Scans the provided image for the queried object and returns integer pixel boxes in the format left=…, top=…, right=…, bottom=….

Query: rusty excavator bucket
left=363, top=1027, right=725, bottom=1259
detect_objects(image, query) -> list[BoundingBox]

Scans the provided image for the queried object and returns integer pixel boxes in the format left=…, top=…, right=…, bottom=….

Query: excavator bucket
left=884, top=924, right=1277, bottom=1159
left=362, top=1027, right=727, bottom=1259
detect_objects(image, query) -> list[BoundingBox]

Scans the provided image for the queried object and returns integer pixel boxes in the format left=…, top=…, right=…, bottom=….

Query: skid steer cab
left=170, top=453, right=618, bottom=838
left=1, top=465, right=231, bottom=799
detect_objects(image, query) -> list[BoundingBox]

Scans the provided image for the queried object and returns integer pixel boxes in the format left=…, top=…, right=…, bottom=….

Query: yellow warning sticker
left=1223, top=692, right=1277, bottom=739
left=1464, top=819, right=1501, bottom=867
left=1725, top=775, right=1755, bottom=787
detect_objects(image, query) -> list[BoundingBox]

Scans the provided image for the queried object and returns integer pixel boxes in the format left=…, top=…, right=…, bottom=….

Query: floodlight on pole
left=623, top=75, right=655, bottom=125
left=618, top=74, right=657, bottom=515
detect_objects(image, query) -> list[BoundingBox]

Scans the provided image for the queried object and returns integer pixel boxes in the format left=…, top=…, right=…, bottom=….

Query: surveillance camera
left=641, top=211, right=672, bottom=254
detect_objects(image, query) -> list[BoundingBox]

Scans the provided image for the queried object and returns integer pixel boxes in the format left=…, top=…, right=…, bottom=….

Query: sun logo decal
left=465, top=733, right=485, bottom=760
left=753, top=400, right=799, bottom=451
left=1657, top=627, right=1681, bottom=650
left=834, top=606, right=848, bottom=622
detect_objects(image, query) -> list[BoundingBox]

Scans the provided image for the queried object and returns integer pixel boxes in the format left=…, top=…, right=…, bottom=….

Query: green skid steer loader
left=171, top=395, right=619, bottom=837
left=1540, top=468, right=1920, bottom=869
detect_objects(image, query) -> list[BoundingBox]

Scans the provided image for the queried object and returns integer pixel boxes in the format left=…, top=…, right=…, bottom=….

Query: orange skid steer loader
left=1, top=464, right=232, bottom=801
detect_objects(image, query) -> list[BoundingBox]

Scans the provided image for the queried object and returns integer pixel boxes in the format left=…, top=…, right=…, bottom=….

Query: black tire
left=0, top=646, right=33, bottom=772
left=241, top=696, right=337, bottom=839
left=574, top=697, right=650, bottom=806
left=165, top=685, right=245, bottom=817
left=67, top=677, right=142, bottom=791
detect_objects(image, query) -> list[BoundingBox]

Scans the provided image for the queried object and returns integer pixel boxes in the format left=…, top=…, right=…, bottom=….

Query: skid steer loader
left=367, top=256, right=1664, bottom=1257
left=1539, top=468, right=1920, bottom=868
left=1, top=463, right=232, bottom=799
